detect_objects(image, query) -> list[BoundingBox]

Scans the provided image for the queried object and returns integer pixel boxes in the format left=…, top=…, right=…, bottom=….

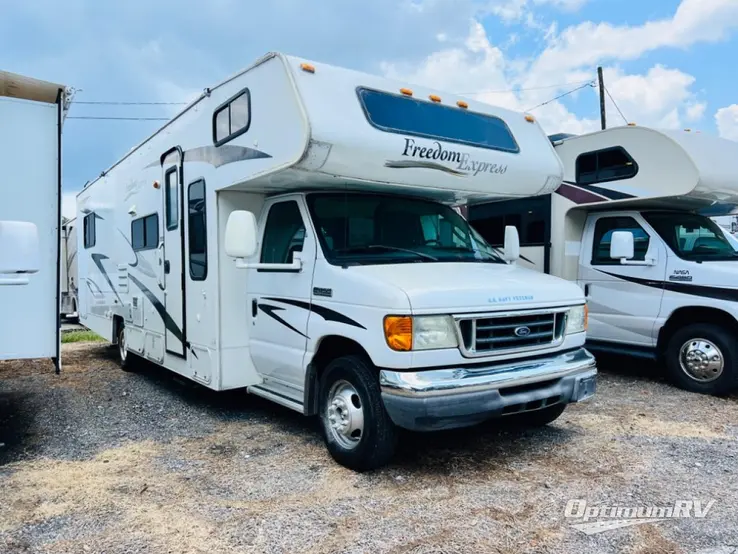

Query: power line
left=456, top=79, right=593, bottom=96
left=603, top=85, right=628, bottom=125
left=73, top=100, right=188, bottom=105
left=524, top=81, right=595, bottom=112
left=67, top=116, right=171, bottom=121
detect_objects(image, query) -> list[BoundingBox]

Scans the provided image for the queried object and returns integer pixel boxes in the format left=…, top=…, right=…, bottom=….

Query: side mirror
left=0, top=221, right=40, bottom=285
left=503, top=225, right=520, bottom=262
left=224, top=210, right=258, bottom=259
left=609, top=231, right=634, bottom=261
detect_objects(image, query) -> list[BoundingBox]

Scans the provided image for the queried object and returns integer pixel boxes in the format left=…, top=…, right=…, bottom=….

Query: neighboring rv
left=467, top=125, right=738, bottom=396
left=60, top=217, right=78, bottom=318
left=0, top=70, right=70, bottom=371
left=77, top=52, right=596, bottom=470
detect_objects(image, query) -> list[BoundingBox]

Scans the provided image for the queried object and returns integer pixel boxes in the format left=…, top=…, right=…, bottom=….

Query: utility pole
left=597, top=66, right=606, bottom=130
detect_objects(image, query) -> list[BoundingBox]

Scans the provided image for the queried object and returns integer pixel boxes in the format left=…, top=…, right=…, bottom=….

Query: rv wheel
left=117, top=324, right=136, bottom=372
left=665, top=323, right=738, bottom=396
left=318, top=355, right=397, bottom=471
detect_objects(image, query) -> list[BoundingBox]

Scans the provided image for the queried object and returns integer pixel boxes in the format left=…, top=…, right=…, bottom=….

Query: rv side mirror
left=0, top=221, right=40, bottom=285
left=224, top=211, right=258, bottom=259
left=609, top=231, right=634, bottom=261
left=503, top=225, right=520, bottom=262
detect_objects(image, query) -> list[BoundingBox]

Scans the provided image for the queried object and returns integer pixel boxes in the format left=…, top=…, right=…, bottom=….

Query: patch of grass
left=61, top=330, right=105, bottom=344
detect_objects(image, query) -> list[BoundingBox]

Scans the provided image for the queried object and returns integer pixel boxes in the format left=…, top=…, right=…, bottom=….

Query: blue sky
left=1, top=0, right=737, bottom=218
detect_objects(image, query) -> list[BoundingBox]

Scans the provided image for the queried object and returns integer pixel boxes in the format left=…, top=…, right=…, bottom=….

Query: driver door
left=578, top=213, right=667, bottom=347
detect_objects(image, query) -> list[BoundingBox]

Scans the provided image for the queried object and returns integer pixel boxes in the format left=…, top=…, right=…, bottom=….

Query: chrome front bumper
left=378, top=347, right=597, bottom=431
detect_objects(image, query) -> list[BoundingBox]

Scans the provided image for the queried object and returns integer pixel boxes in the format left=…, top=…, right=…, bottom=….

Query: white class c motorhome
left=0, top=70, right=70, bottom=370
left=468, top=125, right=738, bottom=396
left=77, top=52, right=596, bottom=470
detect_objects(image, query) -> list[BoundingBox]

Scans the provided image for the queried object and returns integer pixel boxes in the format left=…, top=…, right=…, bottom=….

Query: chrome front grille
left=457, top=309, right=567, bottom=357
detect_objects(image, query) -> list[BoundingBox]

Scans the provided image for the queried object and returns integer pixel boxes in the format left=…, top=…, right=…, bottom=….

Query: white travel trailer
left=468, top=125, right=738, bottom=396
left=77, top=52, right=596, bottom=470
left=0, top=70, right=69, bottom=371
left=60, top=217, right=78, bottom=318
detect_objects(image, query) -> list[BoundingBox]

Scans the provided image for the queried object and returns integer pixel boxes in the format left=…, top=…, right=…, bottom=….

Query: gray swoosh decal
left=144, top=144, right=272, bottom=169
left=384, top=159, right=467, bottom=177
left=117, top=229, right=157, bottom=279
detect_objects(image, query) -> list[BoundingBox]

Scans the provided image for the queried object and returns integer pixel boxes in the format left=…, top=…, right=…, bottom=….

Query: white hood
left=351, top=262, right=584, bottom=312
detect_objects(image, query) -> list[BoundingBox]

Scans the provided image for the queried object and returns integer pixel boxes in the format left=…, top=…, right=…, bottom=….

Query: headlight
left=383, top=315, right=459, bottom=351
left=566, top=304, right=588, bottom=335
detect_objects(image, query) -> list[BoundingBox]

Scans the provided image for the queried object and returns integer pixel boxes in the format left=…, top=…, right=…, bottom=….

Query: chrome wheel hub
left=326, top=380, right=364, bottom=449
left=119, top=329, right=127, bottom=363
left=679, top=338, right=724, bottom=383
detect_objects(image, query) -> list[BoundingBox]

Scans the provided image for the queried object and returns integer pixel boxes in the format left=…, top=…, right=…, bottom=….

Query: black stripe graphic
left=258, top=303, right=309, bottom=338
left=90, top=253, right=123, bottom=304
left=597, top=269, right=738, bottom=302
left=128, top=273, right=185, bottom=343
left=263, top=297, right=367, bottom=330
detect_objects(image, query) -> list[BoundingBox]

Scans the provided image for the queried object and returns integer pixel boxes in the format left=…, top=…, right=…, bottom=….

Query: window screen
left=357, top=87, right=519, bottom=153
left=576, top=147, right=637, bottom=185
left=213, top=88, right=251, bottom=145
left=165, top=168, right=178, bottom=230
left=83, top=213, right=96, bottom=249
left=188, top=180, right=207, bottom=280
left=132, top=214, right=159, bottom=251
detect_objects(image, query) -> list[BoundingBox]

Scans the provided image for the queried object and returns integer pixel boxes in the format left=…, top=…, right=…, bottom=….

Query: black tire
left=508, top=404, right=567, bottom=428
left=665, top=323, right=738, bottom=396
left=117, top=324, right=136, bottom=372
left=318, top=355, right=397, bottom=471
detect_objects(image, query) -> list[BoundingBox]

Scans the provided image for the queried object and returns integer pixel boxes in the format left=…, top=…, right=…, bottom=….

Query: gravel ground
left=1, top=342, right=737, bottom=554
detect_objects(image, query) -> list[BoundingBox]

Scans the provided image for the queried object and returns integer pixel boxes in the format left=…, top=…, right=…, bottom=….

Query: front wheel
left=319, top=355, right=397, bottom=471
left=665, top=323, right=738, bottom=396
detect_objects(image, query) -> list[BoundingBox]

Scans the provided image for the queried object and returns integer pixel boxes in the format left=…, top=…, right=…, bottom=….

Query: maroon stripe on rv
left=554, top=183, right=608, bottom=204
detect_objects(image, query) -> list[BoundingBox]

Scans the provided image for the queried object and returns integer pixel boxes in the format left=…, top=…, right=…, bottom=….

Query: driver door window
left=261, top=201, right=305, bottom=264
left=592, top=216, right=650, bottom=265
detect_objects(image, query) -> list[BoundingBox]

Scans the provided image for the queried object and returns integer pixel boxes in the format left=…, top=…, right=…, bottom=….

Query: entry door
left=162, top=151, right=186, bottom=357
left=578, top=214, right=667, bottom=347
left=248, top=198, right=315, bottom=395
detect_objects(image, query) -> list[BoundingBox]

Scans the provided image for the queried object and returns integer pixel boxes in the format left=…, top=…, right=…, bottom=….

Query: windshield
left=643, top=212, right=738, bottom=261
left=306, top=192, right=505, bottom=266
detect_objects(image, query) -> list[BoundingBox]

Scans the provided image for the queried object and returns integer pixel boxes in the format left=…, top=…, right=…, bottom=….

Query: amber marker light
left=384, top=316, right=413, bottom=351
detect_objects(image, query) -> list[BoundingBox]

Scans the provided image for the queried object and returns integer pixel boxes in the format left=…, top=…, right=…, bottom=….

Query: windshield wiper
left=333, top=244, right=438, bottom=261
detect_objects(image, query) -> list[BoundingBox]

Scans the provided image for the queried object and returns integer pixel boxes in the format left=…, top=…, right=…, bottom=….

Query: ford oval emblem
left=514, top=326, right=531, bottom=337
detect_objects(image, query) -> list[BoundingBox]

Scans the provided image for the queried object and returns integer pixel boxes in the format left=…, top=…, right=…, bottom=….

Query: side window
left=83, top=213, right=96, bottom=249
left=188, top=180, right=207, bottom=281
left=165, top=168, right=178, bottom=230
left=261, top=201, right=305, bottom=264
left=213, top=88, right=251, bottom=146
left=576, top=147, right=638, bottom=185
left=592, top=216, right=650, bottom=264
left=131, top=214, right=159, bottom=251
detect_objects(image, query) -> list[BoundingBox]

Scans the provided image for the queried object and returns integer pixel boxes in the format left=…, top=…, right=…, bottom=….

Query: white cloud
left=381, top=21, right=704, bottom=135
left=485, top=0, right=587, bottom=23
left=531, top=0, right=738, bottom=81
left=716, top=105, right=738, bottom=141
left=601, top=65, right=703, bottom=129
